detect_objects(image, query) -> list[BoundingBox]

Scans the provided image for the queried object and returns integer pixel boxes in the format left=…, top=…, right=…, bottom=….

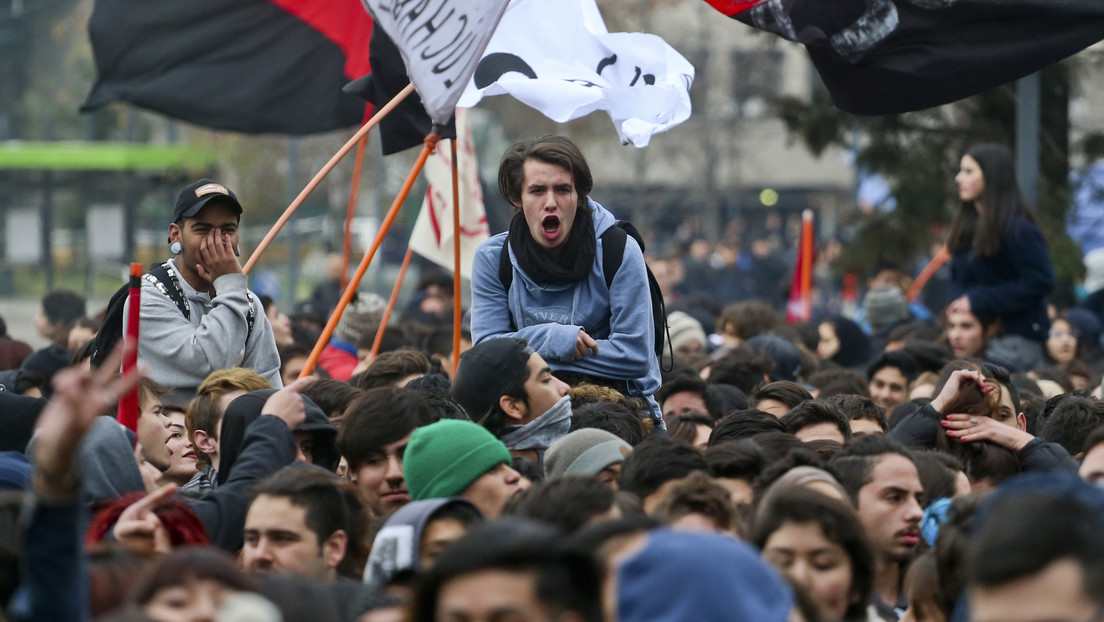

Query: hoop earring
left=170, top=241, right=182, bottom=255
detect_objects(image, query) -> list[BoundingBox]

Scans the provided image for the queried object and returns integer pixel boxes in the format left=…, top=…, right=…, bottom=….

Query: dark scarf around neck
left=507, top=203, right=596, bottom=286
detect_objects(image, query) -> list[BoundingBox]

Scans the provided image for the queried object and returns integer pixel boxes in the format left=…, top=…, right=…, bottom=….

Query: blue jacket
left=949, top=216, right=1053, bottom=341
left=470, top=198, right=661, bottom=415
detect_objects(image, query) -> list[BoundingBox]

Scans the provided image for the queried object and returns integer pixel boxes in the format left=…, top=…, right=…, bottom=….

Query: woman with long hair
left=945, top=143, right=1054, bottom=371
left=753, top=485, right=876, bottom=622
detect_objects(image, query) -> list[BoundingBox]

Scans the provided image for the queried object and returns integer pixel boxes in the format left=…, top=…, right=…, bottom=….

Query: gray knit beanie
left=334, top=292, right=387, bottom=344
left=544, top=428, right=632, bottom=479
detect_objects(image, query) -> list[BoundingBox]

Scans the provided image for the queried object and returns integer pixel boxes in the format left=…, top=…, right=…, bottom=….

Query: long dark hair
left=946, top=143, right=1037, bottom=257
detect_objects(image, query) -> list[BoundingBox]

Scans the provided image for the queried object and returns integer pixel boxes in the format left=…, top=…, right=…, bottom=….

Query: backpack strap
left=146, top=262, right=191, bottom=320
left=147, top=262, right=255, bottom=338
left=600, top=224, right=628, bottom=290
left=498, top=238, right=518, bottom=332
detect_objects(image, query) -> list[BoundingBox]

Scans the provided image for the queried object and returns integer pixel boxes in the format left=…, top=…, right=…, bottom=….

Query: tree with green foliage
left=775, top=62, right=1085, bottom=286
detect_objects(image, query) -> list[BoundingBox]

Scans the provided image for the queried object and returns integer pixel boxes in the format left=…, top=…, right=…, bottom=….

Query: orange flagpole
left=907, top=246, right=950, bottom=302
left=370, top=246, right=414, bottom=358
left=342, top=135, right=369, bottom=289
left=450, top=138, right=463, bottom=375
left=299, top=136, right=437, bottom=379
left=244, top=83, right=416, bottom=275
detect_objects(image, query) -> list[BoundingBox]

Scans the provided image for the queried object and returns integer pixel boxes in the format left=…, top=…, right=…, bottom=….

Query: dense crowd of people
left=2, top=136, right=1104, bottom=622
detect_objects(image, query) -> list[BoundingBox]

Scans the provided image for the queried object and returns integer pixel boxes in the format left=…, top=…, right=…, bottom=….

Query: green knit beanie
left=404, top=419, right=513, bottom=501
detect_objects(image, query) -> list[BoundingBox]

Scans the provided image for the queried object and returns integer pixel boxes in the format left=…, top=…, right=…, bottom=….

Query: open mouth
left=541, top=215, right=560, bottom=236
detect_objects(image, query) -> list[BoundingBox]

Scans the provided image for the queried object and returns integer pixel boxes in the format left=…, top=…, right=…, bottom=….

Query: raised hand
left=261, top=376, right=316, bottom=430
left=112, top=483, right=178, bottom=554
left=195, top=228, right=243, bottom=283
left=929, top=368, right=990, bottom=414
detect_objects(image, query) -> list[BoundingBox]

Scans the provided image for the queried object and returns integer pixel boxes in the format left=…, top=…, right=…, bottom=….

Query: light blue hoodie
left=470, top=198, right=662, bottom=421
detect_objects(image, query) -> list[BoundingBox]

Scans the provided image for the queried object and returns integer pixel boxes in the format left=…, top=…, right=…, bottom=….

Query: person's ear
left=322, top=529, right=347, bottom=570
left=1017, top=412, right=1027, bottom=432
left=168, top=223, right=182, bottom=245
left=193, top=429, right=217, bottom=457
left=499, top=394, right=526, bottom=421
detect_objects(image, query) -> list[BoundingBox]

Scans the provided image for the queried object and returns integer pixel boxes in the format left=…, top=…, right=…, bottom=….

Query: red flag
left=786, top=210, right=815, bottom=324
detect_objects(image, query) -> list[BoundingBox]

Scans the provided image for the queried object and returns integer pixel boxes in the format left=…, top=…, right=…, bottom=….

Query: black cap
left=451, top=338, right=534, bottom=421
left=172, top=179, right=243, bottom=223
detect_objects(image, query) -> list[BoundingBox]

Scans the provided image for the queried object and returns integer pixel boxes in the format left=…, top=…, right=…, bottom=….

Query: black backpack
left=89, top=262, right=255, bottom=367
left=498, top=221, right=671, bottom=365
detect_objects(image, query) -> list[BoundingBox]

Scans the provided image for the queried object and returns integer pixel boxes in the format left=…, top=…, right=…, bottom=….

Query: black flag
left=707, top=0, right=1104, bottom=115
left=343, top=28, right=457, bottom=156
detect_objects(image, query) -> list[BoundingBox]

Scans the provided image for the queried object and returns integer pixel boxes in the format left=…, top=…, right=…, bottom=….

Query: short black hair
left=703, top=383, right=748, bottom=421
left=807, top=368, right=870, bottom=397
left=969, top=494, right=1104, bottom=603
left=866, top=351, right=919, bottom=383
left=779, top=400, right=852, bottom=442
left=415, top=269, right=455, bottom=295
left=1038, top=395, right=1104, bottom=456
left=249, top=465, right=369, bottom=579
left=668, top=412, right=714, bottom=446
left=410, top=519, right=603, bottom=622
left=708, top=409, right=785, bottom=446
left=707, top=347, right=774, bottom=394
left=828, top=435, right=916, bottom=504
left=299, top=379, right=362, bottom=420
left=749, top=432, right=806, bottom=462
left=507, top=477, right=616, bottom=535
left=912, top=449, right=962, bottom=503
left=1082, top=424, right=1104, bottom=455
left=406, top=384, right=470, bottom=422
left=824, top=394, right=888, bottom=433
left=703, top=441, right=768, bottom=481
left=40, top=289, right=86, bottom=326
left=618, top=436, right=709, bottom=500
left=570, top=402, right=647, bottom=446
left=751, top=381, right=812, bottom=412
left=656, top=371, right=706, bottom=410
left=338, top=387, right=438, bottom=470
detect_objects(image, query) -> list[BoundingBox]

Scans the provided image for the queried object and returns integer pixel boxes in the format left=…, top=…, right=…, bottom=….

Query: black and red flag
left=342, top=28, right=457, bottom=156
left=82, top=0, right=374, bottom=135
left=706, top=0, right=1104, bottom=115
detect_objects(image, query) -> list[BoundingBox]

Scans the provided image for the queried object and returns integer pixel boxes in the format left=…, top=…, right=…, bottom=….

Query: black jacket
left=949, top=216, right=1053, bottom=342
left=890, top=403, right=1078, bottom=473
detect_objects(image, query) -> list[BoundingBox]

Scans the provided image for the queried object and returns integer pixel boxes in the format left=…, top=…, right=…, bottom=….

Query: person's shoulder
left=475, top=232, right=508, bottom=256
left=1006, top=214, right=1043, bottom=235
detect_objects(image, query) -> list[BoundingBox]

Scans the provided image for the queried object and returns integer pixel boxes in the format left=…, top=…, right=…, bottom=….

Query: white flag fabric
left=360, top=0, right=509, bottom=126
left=409, top=109, right=490, bottom=279
left=457, top=0, right=695, bottom=147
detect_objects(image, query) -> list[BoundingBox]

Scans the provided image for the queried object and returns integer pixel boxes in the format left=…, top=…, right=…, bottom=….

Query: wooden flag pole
left=370, top=246, right=414, bottom=358
left=342, top=135, right=370, bottom=289
left=244, top=83, right=416, bottom=275
left=450, top=138, right=463, bottom=375
left=298, top=135, right=437, bottom=379
left=907, top=246, right=950, bottom=303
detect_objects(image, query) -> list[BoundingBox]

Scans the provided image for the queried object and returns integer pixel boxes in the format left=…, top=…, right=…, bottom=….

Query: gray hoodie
left=76, top=416, right=146, bottom=508
left=126, top=258, right=282, bottom=399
